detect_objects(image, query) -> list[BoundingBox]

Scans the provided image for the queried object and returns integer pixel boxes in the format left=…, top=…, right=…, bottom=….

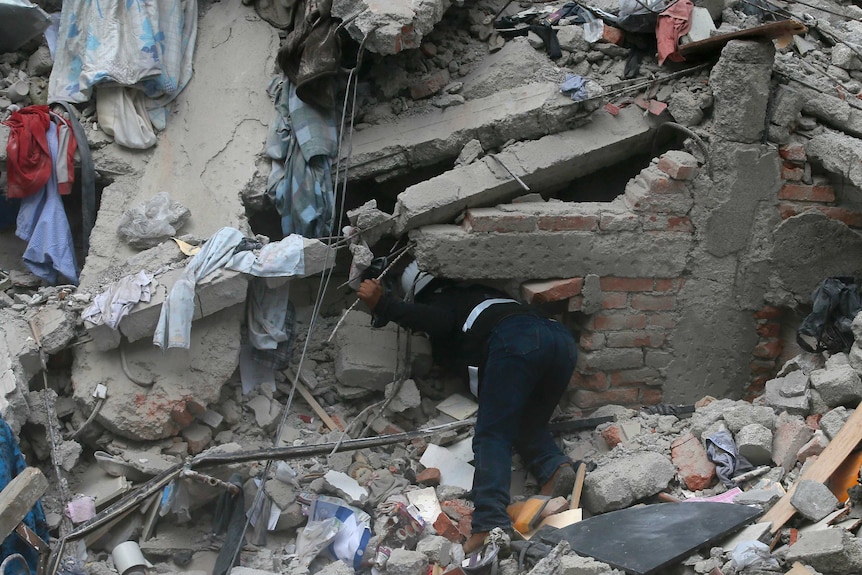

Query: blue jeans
left=471, top=314, right=577, bottom=532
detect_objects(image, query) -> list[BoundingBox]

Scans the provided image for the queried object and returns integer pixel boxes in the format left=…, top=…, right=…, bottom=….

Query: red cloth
left=656, top=0, right=694, bottom=66
left=3, top=106, right=52, bottom=199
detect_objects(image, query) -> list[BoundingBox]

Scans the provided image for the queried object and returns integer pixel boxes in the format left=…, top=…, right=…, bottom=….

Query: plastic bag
left=117, top=192, right=191, bottom=249
left=730, top=541, right=779, bottom=570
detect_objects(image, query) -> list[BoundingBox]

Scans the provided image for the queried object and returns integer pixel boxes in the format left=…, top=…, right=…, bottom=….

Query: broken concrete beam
left=709, top=40, right=775, bottom=143
left=582, top=451, right=675, bottom=513
left=795, top=84, right=862, bottom=139
left=332, top=0, right=450, bottom=56
left=806, top=131, right=862, bottom=190
left=84, top=237, right=335, bottom=351
left=72, top=304, right=244, bottom=440
left=335, top=310, right=432, bottom=390
left=410, top=204, right=692, bottom=279
left=0, top=467, right=48, bottom=541
left=393, top=106, right=654, bottom=233
left=347, top=82, right=599, bottom=182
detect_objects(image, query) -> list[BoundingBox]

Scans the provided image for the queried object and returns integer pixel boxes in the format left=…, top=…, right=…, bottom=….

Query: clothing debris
left=266, top=77, right=338, bottom=239
left=82, top=271, right=155, bottom=329
left=656, top=0, right=694, bottom=65
left=15, top=114, right=79, bottom=285
left=3, top=105, right=52, bottom=199
left=560, top=74, right=589, bottom=101
left=705, top=430, right=754, bottom=487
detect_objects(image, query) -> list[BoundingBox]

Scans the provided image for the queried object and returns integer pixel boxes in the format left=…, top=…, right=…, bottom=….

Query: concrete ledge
left=410, top=219, right=693, bottom=280
left=393, top=106, right=656, bottom=233
left=85, top=238, right=337, bottom=351
left=346, top=82, right=599, bottom=181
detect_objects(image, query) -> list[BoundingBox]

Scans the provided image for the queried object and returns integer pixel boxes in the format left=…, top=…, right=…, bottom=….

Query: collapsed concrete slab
left=332, top=0, right=451, bottom=56
left=72, top=304, right=243, bottom=440
left=346, top=82, right=601, bottom=181
left=393, top=106, right=656, bottom=233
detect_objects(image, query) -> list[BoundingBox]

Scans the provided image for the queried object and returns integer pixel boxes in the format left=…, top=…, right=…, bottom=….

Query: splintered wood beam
left=761, top=400, right=862, bottom=533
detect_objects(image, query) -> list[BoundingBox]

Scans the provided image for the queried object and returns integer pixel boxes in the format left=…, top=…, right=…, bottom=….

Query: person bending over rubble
left=357, top=260, right=578, bottom=555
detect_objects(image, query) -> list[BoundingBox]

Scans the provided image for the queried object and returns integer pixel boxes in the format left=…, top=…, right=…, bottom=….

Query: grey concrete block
left=28, top=305, right=76, bottom=355
left=820, top=407, right=851, bottom=440
left=810, top=364, right=862, bottom=408
left=735, top=423, right=773, bottom=466
left=583, top=451, right=675, bottom=513
left=807, top=131, right=862, bottom=189
left=791, top=480, right=839, bottom=522
left=335, top=310, right=432, bottom=390
left=710, top=40, right=775, bottom=143
left=723, top=403, right=776, bottom=433
left=385, top=548, right=429, bottom=575
left=784, top=529, right=862, bottom=574
left=763, top=376, right=810, bottom=416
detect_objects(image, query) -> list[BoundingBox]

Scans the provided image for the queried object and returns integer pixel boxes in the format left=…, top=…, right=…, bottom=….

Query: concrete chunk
left=393, top=106, right=653, bottom=232
left=771, top=412, right=814, bottom=471
left=335, top=310, right=431, bottom=390
left=810, top=364, right=862, bottom=408
left=583, top=451, right=675, bottom=513
left=347, top=82, right=595, bottom=182
left=735, top=423, right=773, bottom=466
left=784, top=529, right=862, bottom=573
left=791, top=480, right=839, bottom=522
left=820, top=407, right=851, bottom=440
left=763, top=374, right=810, bottom=416
left=807, top=131, right=862, bottom=190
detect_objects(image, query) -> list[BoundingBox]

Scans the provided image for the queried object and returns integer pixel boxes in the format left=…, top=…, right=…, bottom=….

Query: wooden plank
left=0, top=467, right=48, bottom=541
left=761, top=400, right=862, bottom=533
left=571, top=462, right=587, bottom=509
left=293, top=377, right=343, bottom=432
left=679, top=20, right=808, bottom=58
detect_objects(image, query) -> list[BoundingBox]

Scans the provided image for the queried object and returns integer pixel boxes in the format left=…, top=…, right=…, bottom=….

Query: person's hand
left=357, top=279, right=383, bottom=310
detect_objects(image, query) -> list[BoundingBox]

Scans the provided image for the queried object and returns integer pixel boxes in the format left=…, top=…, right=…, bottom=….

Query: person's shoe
left=539, top=463, right=576, bottom=498
left=463, top=531, right=490, bottom=555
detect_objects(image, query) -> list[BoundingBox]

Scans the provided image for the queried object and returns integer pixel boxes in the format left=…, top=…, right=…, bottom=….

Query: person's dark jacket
left=371, top=280, right=537, bottom=392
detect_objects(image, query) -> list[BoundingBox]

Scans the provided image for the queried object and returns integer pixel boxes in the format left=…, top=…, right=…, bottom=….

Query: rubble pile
left=5, top=0, right=862, bottom=574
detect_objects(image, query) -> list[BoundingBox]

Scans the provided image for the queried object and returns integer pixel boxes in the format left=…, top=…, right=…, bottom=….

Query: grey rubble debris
left=6, top=0, right=862, bottom=574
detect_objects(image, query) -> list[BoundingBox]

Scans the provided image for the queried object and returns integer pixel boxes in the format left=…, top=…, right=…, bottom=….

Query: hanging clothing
left=656, top=0, right=694, bottom=65
left=48, top=0, right=198, bottom=145
left=3, top=105, right=52, bottom=199
left=15, top=116, right=79, bottom=285
left=0, top=417, right=49, bottom=575
left=266, top=77, right=337, bottom=240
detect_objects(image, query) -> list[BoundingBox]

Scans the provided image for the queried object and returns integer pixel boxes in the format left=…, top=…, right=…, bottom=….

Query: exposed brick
left=756, top=322, right=780, bottom=338
left=602, top=292, right=627, bottom=309
left=639, top=166, right=687, bottom=193
left=578, top=332, right=605, bottom=351
left=777, top=202, right=862, bottom=226
left=647, top=313, right=677, bottom=328
left=457, top=516, right=472, bottom=538
left=601, top=424, right=625, bottom=448
left=568, top=295, right=584, bottom=312
left=781, top=162, right=805, bottom=181
left=631, top=294, right=676, bottom=311
left=572, top=388, right=640, bottom=408
left=671, top=433, right=717, bottom=491
left=779, top=143, right=806, bottom=162
left=592, top=313, right=648, bottom=331
left=185, top=399, right=207, bottom=416
left=606, top=330, right=666, bottom=348
left=433, top=513, right=462, bottom=543
left=641, top=388, right=663, bottom=405
left=441, top=499, right=473, bottom=521
left=171, top=404, right=194, bottom=428
left=465, top=210, right=538, bottom=233
left=643, top=214, right=694, bottom=232
left=572, top=371, right=609, bottom=391
left=600, top=212, right=639, bottom=231
left=654, top=279, right=684, bottom=293
left=750, top=359, right=777, bottom=374
left=778, top=183, right=836, bottom=203
left=522, top=277, right=584, bottom=304
left=599, top=277, right=654, bottom=292
left=417, top=468, right=441, bottom=486
left=609, top=367, right=662, bottom=387
left=806, top=414, right=822, bottom=430
left=754, top=306, right=782, bottom=320
left=753, top=338, right=783, bottom=359
left=625, top=179, right=693, bottom=214
left=656, top=151, right=699, bottom=180
left=537, top=214, right=599, bottom=231
left=601, top=24, right=625, bottom=45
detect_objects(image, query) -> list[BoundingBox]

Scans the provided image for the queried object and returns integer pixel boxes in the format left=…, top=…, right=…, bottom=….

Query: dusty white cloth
left=225, top=234, right=305, bottom=277
left=153, top=227, right=245, bottom=349
left=83, top=270, right=154, bottom=329
left=96, top=86, right=157, bottom=150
